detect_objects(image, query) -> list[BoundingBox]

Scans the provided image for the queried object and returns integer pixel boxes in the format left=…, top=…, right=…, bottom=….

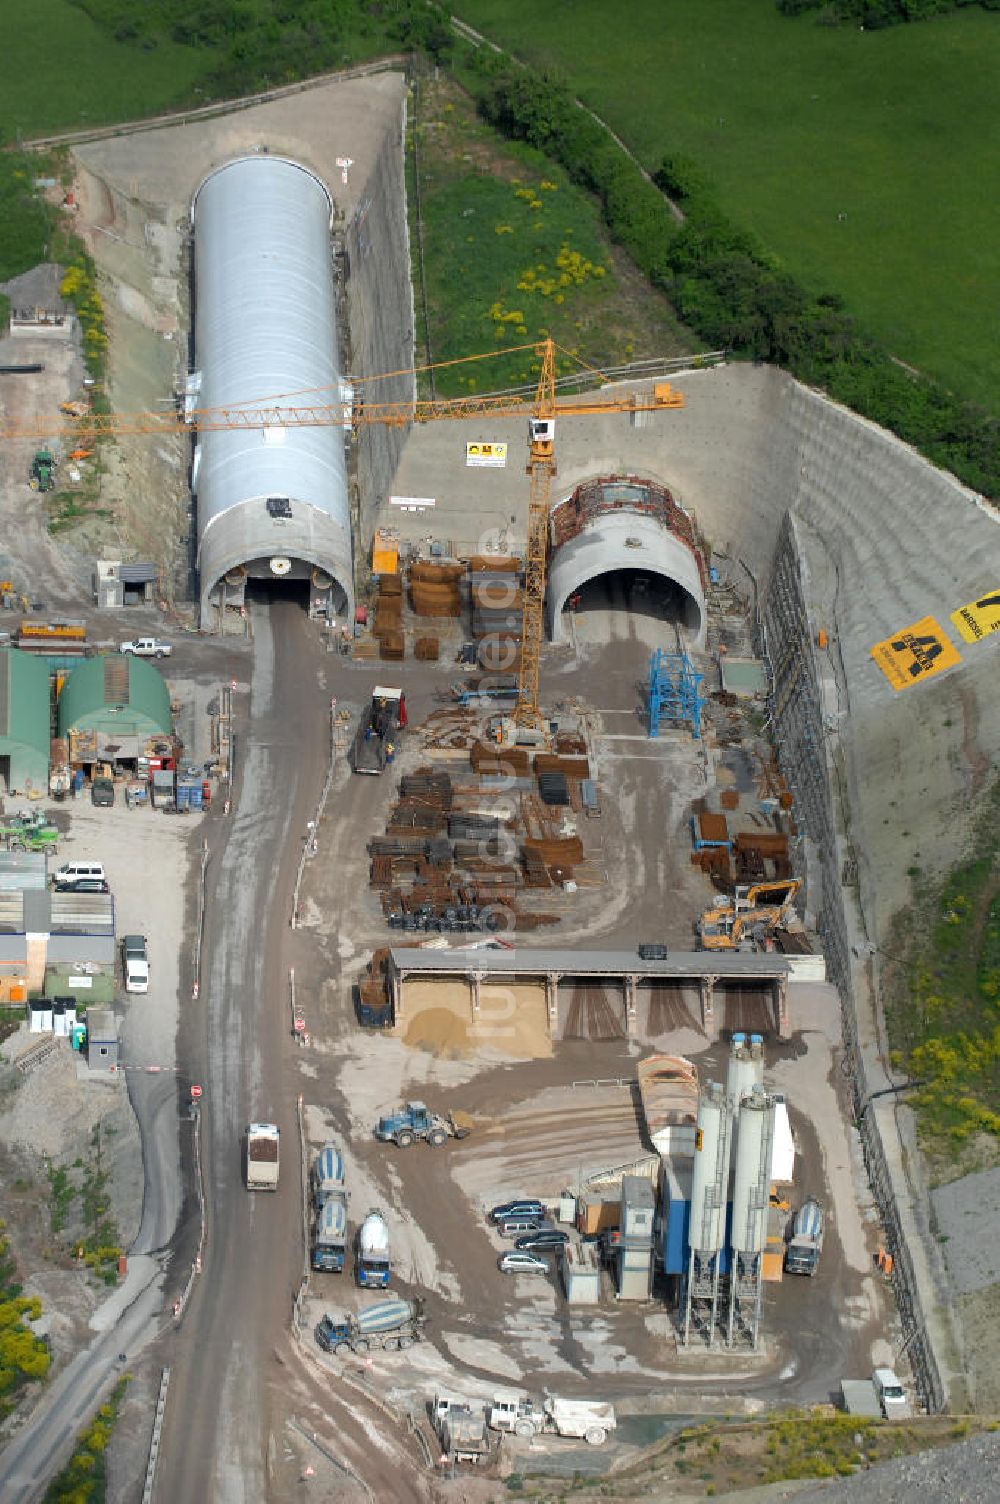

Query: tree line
left=473, top=58, right=999, bottom=500
left=778, top=0, right=999, bottom=27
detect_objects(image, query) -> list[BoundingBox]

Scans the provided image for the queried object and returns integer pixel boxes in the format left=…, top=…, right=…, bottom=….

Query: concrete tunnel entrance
left=563, top=568, right=702, bottom=637
left=546, top=475, right=707, bottom=647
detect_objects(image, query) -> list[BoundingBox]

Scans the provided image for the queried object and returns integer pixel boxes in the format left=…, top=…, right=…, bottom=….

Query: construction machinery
left=28, top=449, right=55, bottom=492
left=3, top=339, right=683, bottom=730
left=374, top=1101, right=472, bottom=1148
left=699, top=907, right=791, bottom=951
left=698, top=878, right=801, bottom=950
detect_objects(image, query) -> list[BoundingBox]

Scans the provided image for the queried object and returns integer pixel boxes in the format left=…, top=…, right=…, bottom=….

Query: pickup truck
left=120, top=637, right=172, bottom=659
left=122, top=934, right=149, bottom=994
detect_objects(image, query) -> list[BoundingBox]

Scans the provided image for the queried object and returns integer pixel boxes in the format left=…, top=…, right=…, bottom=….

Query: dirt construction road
left=155, top=601, right=426, bottom=1502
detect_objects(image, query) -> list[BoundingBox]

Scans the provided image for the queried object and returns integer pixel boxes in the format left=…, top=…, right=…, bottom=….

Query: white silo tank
left=689, top=1084, right=731, bottom=1254
left=731, top=1087, right=775, bottom=1256
left=726, top=1035, right=764, bottom=1108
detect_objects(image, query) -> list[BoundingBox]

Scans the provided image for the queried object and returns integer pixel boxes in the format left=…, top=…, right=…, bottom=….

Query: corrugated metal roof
left=389, top=947, right=790, bottom=979
left=51, top=892, right=114, bottom=933
left=0, top=852, right=47, bottom=891
left=58, top=655, right=170, bottom=737
left=0, top=892, right=23, bottom=931
left=191, top=157, right=353, bottom=621
left=118, top=562, right=157, bottom=585
left=0, top=648, right=51, bottom=763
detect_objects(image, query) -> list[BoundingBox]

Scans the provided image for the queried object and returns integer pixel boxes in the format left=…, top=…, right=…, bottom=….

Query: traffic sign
left=293, top=1016, right=306, bottom=1033
left=191, top=1084, right=203, bottom=1100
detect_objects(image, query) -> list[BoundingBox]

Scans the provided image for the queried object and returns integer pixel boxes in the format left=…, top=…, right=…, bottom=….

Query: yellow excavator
left=698, top=878, right=801, bottom=951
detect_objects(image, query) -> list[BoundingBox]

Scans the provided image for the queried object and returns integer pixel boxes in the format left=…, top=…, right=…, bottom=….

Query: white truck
left=356, top=1209, right=391, bottom=1289
left=120, top=637, right=172, bottom=659
left=245, top=1122, right=280, bottom=1190
left=122, top=934, right=149, bottom=995
left=488, top=1394, right=616, bottom=1446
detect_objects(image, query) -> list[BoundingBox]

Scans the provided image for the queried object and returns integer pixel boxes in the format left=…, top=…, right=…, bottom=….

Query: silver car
left=498, top=1250, right=549, bottom=1276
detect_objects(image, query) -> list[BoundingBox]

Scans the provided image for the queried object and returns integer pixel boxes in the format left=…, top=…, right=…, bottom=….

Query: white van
left=53, top=861, right=107, bottom=891
left=873, top=1368, right=910, bottom=1420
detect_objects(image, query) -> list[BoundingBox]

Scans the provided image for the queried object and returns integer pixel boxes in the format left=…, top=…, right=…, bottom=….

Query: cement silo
left=728, top=1086, right=775, bottom=1349
left=682, top=1083, right=733, bottom=1346
left=726, top=1033, right=764, bottom=1107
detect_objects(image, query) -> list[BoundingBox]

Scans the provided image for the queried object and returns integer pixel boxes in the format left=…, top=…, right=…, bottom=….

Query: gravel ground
left=930, top=1166, right=1000, bottom=1296
left=791, top=1430, right=1000, bottom=1503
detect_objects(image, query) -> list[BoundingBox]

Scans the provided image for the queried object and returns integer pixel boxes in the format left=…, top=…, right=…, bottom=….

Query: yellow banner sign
left=950, top=589, right=1000, bottom=644
left=870, top=615, right=961, bottom=692
left=466, top=441, right=507, bottom=468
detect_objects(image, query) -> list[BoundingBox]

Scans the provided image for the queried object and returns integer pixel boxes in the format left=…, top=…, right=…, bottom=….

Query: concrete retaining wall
left=343, top=95, right=414, bottom=572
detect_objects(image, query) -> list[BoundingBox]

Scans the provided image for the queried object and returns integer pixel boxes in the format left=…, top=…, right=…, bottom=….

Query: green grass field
left=0, top=0, right=206, bottom=140
left=454, top=1, right=1000, bottom=410
left=413, top=79, right=693, bottom=395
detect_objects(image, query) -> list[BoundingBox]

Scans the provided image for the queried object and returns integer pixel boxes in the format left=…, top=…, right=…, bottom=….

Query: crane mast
left=518, top=338, right=558, bottom=729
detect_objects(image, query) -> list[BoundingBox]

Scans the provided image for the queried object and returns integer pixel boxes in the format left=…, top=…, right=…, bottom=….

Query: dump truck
left=785, top=1198, right=824, bottom=1276
left=488, top=1394, right=616, bottom=1446
left=374, top=1101, right=472, bottom=1148
left=245, top=1122, right=280, bottom=1191
left=315, top=1296, right=425, bottom=1356
left=439, top=1406, right=491, bottom=1465
left=311, top=1195, right=348, bottom=1273
left=311, top=1143, right=347, bottom=1207
left=356, top=1210, right=391, bottom=1288
left=351, top=687, right=406, bottom=775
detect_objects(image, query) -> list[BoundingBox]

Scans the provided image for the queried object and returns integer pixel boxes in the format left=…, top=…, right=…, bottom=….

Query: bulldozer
left=28, top=449, right=55, bottom=493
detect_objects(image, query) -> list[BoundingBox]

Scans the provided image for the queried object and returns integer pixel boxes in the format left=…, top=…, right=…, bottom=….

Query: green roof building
left=0, top=648, right=51, bottom=795
left=58, top=655, right=171, bottom=764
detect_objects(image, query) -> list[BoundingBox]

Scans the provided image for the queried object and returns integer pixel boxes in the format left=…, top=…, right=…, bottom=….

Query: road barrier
left=141, top=1367, right=171, bottom=1504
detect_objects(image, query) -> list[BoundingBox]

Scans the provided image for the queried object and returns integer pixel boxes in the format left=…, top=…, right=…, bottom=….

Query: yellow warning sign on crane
left=950, top=590, right=1000, bottom=644
left=870, top=615, right=961, bottom=692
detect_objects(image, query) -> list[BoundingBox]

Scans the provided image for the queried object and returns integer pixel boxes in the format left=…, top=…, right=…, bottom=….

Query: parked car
left=498, top=1250, right=550, bottom=1276
left=497, top=1215, right=546, bottom=1239
left=54, top=876, right=109, bottom=893
left=873, top=1368, right=910, bottom=1420
left=91, top=777, right=115, bottom=807
left=515, top=1228, right=570, bottom=1252
left=489, top=1199, right=546, bottom=1224
left=120, top=637, right=172, bottom=659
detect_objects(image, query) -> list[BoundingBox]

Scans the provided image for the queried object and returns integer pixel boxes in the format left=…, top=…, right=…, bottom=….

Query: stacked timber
left=471, top=743, right=530, bottom=777
left=409, top=560, right=464, bottom=617
left=469, top=555, right=521, bottom=573
left=414, top=636, right=440, bottom=661
left=534, top=753, right=591, bottom=780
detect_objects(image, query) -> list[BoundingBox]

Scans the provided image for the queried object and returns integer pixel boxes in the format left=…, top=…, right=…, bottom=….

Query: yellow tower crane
left=0, top=338, right=684, bottom=728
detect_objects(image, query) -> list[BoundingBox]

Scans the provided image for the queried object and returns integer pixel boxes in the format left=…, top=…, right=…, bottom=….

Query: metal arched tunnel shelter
left=546, top=476, right=706, bottom=645
left=190, top=156, right=353, bottom=628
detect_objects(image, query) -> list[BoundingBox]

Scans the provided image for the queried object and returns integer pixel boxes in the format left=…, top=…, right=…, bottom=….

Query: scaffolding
left=648, top=648, right=706, bottom=740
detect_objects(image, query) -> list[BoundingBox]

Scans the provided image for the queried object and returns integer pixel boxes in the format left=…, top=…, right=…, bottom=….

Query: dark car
left=54, top=877, right=110, bottom=893
left=91, top=778, right=115, bottom=807
left=515, top=1227, right=570, bottom=1252
left=489, top=1199, right=546, bottom=1224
